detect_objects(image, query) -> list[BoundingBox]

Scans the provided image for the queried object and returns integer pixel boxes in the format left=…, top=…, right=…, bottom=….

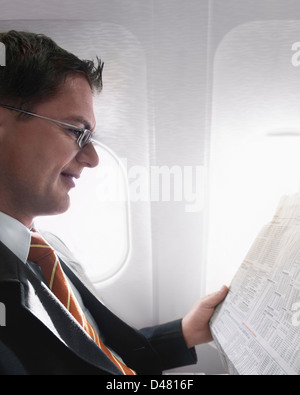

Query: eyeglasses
left=0, top=104, right=94, bottom=149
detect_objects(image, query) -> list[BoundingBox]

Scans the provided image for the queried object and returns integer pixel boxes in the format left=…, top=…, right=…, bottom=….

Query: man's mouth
left=60, top=172, right=80, bottom=188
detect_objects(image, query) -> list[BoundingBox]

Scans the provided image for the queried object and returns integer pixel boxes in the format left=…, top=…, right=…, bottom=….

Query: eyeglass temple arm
left=0, top=104, right=86, bottom=132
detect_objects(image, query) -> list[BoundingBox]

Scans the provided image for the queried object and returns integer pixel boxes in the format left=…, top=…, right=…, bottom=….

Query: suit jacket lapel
left=0, top=241, right=122, bottom=374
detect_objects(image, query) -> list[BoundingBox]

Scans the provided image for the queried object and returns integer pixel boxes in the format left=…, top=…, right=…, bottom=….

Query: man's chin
left=37, top=195, right=71, bottom=217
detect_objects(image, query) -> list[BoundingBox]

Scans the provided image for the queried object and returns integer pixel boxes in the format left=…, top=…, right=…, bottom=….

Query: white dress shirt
left=0, top=211, right=31, bottom=263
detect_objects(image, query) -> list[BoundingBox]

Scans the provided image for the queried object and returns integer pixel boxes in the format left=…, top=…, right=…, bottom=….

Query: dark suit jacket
left=0, top=241, right=196, bottom=375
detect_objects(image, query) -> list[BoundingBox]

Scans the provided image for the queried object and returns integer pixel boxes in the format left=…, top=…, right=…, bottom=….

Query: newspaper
left=210, top=193, right=300, bottom=375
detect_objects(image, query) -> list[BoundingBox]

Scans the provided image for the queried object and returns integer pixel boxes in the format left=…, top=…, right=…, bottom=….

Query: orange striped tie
left=28, top=230, right=136, bottom=375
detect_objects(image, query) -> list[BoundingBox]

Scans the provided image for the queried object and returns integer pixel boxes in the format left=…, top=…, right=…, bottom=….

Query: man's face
left=0, top=73, right=99, bottom=226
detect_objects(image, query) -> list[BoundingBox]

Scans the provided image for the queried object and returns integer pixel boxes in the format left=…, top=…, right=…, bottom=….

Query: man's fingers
left=202, top=285, right=228, bottom=309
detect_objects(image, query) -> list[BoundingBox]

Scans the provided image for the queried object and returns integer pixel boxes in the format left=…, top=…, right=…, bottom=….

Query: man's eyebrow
left=62, top=116, right=93, bottom=131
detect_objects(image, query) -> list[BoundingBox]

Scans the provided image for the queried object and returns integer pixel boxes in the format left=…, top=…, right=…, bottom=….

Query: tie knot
left=28, top=231, right=55, bottom=262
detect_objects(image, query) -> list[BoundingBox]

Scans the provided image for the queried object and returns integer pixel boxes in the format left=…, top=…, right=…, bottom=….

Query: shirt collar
left=0, top=211, right=31, bottom=263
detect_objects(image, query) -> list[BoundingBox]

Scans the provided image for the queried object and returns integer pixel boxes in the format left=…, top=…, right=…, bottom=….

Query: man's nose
left=76, top=142, right=100, bottom=168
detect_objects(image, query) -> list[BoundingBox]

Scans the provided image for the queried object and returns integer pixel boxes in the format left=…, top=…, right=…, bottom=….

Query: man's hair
left=0, top=30, right=104, bottom=109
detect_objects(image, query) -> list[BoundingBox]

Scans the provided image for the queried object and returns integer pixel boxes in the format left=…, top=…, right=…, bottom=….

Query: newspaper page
left=210, top=193, right=300, bottom=375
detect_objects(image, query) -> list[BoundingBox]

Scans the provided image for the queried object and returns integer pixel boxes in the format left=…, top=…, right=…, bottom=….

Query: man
left=0, top=30, right=227, bottom=375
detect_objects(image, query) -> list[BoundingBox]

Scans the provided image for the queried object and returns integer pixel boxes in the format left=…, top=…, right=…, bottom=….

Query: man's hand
left=182, top=285, right=228, bottom=348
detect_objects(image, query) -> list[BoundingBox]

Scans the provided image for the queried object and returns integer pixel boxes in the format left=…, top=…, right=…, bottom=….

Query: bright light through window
left=206, top=20, right=300, bottom=293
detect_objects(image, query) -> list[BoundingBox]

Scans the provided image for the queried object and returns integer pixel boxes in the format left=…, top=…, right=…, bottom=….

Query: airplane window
left=36, top=142, right=130, bottom=282
left=207, top=20, right=300, bottom=293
